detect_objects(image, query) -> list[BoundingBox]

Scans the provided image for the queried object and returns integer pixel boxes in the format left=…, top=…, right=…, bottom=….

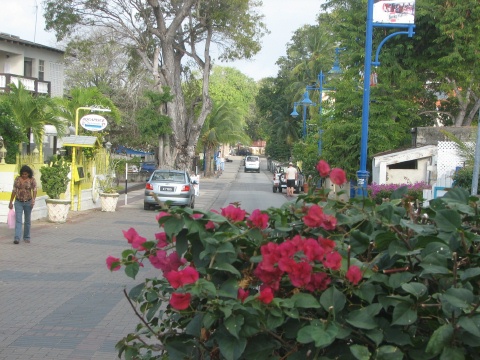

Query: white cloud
left=0, top=0, right=322, bottom=80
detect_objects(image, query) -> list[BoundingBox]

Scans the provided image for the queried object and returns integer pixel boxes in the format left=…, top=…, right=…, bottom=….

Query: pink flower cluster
left=254, top=235, right=341, bottom=297
left=303, top=204, right=337, bottom=230
left=316, top=160, right=347, bottom=185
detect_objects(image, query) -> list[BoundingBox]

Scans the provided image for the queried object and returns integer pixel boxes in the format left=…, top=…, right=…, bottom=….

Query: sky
left=0, top=0, right=322, bottom=81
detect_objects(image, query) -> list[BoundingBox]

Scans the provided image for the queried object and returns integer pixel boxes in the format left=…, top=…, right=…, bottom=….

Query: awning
left=61, top=135, right=101, bottom=148
left=44, top=124, right=57, bottom=136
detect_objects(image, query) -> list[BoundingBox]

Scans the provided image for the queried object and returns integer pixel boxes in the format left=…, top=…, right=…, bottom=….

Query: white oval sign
left=80, top=114, right=108, bottom=132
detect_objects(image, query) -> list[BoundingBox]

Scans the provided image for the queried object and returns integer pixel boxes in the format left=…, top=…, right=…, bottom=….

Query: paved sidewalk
left=0, top=157, right=242, bottom=359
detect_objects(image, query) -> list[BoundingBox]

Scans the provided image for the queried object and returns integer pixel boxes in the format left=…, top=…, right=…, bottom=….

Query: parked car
left=244, top=155, right=260, bottom=173
left=144, top=170, right=196, bottom=210
left=140, top=161, right=156, bottom=174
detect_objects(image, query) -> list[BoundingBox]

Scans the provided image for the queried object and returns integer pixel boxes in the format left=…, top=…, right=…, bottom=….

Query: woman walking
left=8, top=165, right=37, bottom=244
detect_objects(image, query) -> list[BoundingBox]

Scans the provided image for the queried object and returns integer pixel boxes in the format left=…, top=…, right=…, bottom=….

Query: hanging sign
left=80, top=114, right=108, bottom=131
left=373, top=0, right=415, bottom=24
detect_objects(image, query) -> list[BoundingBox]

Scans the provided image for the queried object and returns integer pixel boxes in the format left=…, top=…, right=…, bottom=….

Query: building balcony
left=0, top=73, right=51, bottom=96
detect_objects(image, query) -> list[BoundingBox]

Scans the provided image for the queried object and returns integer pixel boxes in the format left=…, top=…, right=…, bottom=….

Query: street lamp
left=291, top=91, right=315, bottom=139
left=291, top=48, right=346, bottom=155
left=357, top=0, right=415, bottom=196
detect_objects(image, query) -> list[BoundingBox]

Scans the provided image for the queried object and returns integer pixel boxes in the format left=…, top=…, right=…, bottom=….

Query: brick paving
left=0, top=158, right=242, bottom=359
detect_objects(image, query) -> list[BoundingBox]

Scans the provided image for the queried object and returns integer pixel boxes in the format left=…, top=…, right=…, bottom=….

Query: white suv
left=244, top=156, right=260, bottom=173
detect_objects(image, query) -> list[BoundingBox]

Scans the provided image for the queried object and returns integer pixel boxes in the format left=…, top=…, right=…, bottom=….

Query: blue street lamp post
left=357, top=0, right=415, bottom=196
left=292, top=48, right=346, bottom=155
left=290, top=92, right=315, bottom=139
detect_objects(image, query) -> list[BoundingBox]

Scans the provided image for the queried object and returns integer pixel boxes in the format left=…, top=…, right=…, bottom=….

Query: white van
left=244, top=156, right=260, bottom=173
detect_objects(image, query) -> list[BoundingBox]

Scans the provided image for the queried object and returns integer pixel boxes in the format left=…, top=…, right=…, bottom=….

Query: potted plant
left=98, top=165, right=120, bottom=212
left=39, top=156, right=71, bottom=223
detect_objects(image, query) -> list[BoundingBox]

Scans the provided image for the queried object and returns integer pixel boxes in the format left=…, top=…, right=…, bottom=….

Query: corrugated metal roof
left=0, top=33, right=64, bottom=54
left=61, top=136, right=100, bottom=148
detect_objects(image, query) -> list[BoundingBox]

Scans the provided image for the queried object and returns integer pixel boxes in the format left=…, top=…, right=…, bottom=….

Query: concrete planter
left=45, top=199, right=70, bottom=223
left=100, top=193, right=120, bottom=212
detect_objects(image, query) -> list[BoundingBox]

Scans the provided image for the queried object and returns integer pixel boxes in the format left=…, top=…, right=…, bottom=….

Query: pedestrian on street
left=285, top=162, right=298, bottom=197
left=8, top=165, right=37, bottom=244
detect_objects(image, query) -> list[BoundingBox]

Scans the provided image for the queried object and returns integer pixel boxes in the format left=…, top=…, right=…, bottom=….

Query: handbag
left=7, top=208, right=15, bottom=229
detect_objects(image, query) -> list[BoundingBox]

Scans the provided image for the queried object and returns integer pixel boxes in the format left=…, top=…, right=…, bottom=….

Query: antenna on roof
left=34, top=0, right=38, bottom=43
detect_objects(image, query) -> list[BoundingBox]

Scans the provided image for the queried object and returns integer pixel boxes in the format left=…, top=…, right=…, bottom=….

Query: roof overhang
left=61, top=136, right=101, bottom=148
left=374, top=145, right=437, bottom=167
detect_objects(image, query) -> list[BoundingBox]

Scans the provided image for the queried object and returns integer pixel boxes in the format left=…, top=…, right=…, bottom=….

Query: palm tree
left=0, top=83, right=67, bottom=154
left=55, top=87, right=121, bottom=133
left=199, top=101, right=250, bottom=177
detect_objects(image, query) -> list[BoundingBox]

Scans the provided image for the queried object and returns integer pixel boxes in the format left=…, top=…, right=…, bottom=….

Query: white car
left=244, top=156, right=260, bottom=173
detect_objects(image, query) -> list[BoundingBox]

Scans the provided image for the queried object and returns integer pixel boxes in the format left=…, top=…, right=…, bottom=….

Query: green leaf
left=365, top=328, right=384, bottom=346
left=374, top=345, right=403, bottom=360
left=458, top=316, right=480, bottom=337
left=426, top=324, right=454, bottom=356
left=215, top=327, right=247, bottom=360
left=353, top=283, right=377, bottom=304
left=186, top=313, right=204, bottom=337
left=164, top=335, right=198, bottom=359
left=128, top=282, right=145, bottom=300
left=266, top=313, right=284, bottom=330
left=218, top=278, right=239, bottom=299
left=296, top=322, right=339, bottom=348
left=164, top=216, right=185, bottom=237
left=420, top=264, right=451, bottom=276
left=216, top=242, right=236, bottom=254
left=350, top=344, right=371, bottom=360
left=401, top=282, right=428, bottom=299
left=292, top=292, right=321, bottom=308
left=460, top=267, right=480, bottom=281
left=212, top=263, right=241, bottom=277
left=440, top=347, right=465, bottom=360
left=388, top=239, right=410, bottom=257
left=433, top=209, right=461, bottom=232
left=388, top=272, right=415, bottom=289
left=224, top=314, right=244, bottom=339
left=124, top=262, right=140, bottom=279
left=400, top=219, right=437, bottom=236
left=175, top=231, right=188, bottom=258
left=391, top=302, right=417, bottom=326
left=375, top=231, right=397, bottom=251
left=350, top=229, right=371, bottom=253
left=346, top=304, right=382, bottom=330
left=320, top=286, right=346, bottom=313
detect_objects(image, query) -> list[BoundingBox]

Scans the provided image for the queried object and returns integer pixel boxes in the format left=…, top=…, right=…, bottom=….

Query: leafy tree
left=0, top=101, right=24, bottom=163
left=43, top=0, right=267, bottom=169
left=199, top=101, right=250, bottom=177
left=0, top=83, right=67, bottom=154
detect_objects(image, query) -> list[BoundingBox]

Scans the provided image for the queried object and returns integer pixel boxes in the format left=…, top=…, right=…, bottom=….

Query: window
left=389, top=160, right=418, bottom=170
left=24, top=58, right=33, bottom=77
left=38, top=60, right=45, bottom=81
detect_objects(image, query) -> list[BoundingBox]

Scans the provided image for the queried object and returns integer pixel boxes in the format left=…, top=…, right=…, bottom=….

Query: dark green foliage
left=39, top=156, right=71, bottom=199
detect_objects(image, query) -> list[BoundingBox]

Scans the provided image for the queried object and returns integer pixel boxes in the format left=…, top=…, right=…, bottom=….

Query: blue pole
left=357, top=0, right=374, bottom=196
left=318, top=71, right=324, bottom=156
left=302, top=104, right=307, bottom=139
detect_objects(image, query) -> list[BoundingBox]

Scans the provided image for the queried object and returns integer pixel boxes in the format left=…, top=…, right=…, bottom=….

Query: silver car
left=144, top=170, right=196, bottom=210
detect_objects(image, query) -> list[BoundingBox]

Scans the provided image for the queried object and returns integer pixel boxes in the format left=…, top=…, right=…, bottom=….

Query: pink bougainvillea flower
left=288, top=261, right=313, bottom=288
left=149, top=250, right=186, bottom=274
left=156, top=211, right=170, bottom=222
left=318, top=238, right=336, bottom=253
left=238, top=288, right=249, bottom=303
left=221, top=204, right=246, bottom=222
left=321, top=214, right=337, bottom=231
left=303, top=205, right=325, bottom=228
left=205, top=221, right=216, bottom=230
left=155, top=232, right=168, bottom=248
left=323, top=252, right=342, bottom=270
left=165, top=266, right=200, bottom=289
left=330, top=168, right=347, bottom=185
left=170, top=292, right=192, bottom=310
left=122, top=227, right=139, bottom=244
left=305, top=272, right=331, bottom=292
left=346, top=266, right=362, bottom=285
left=303, top=238, right=325, bottom=262
left=131, top=256, right=144, bottom=267
left=191, top=213, right=203, bottom=220
left=316, top=160, right=331, bottom=177
left=131, top=234, right=147, bottom=250
left=258, top=287, right=274, bottom=304
left=246, top=209, right=269, bottom=229
left=106, top=256, right=121, bottom=271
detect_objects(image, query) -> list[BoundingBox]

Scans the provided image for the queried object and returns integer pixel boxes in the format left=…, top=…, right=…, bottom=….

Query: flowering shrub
left=108, top=163, right=480, bottom=359
left=368, top=181, right=431, bottom=204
